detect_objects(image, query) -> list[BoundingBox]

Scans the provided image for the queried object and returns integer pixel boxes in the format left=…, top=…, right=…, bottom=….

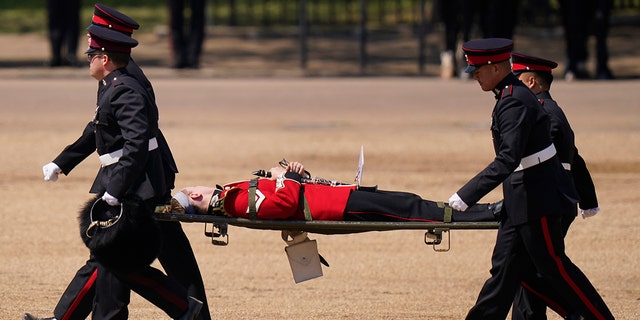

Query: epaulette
left=500, top=84, right=513, bottom=99
left=110, top=76, right=127, bottom=87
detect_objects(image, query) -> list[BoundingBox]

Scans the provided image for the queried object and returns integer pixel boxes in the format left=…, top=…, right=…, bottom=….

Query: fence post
left=299, top=0, right=308, bottom=69
left=418, top=0, right=427, bottom=75
left=359, top=0, right=368, bottom=74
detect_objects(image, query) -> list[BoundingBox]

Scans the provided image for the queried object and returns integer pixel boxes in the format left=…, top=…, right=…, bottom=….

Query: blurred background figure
left=478, top=0, right=520, bottom=39
left=593, top=0, right=614, bottom=79
left=436, top=0, right=519, bottom=79
left=436, top=0, right=477, bottom=79
left=168, top=0, right=207, bottom=69
left=46, top=0, right=81, bottom=67
left=559, top=0, right=614, bottom=80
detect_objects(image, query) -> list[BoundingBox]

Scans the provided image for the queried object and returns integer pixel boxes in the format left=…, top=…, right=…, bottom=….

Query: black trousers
left=436, top=0, right=477, bottom=52
left=53, top=259, right=99, bottom=320
left=99, top=261, right=190, bottom=319
left=53, top=221, right=211, bottom=320
left=512, top=213, right=577, bottom=319
left=53, top=255, right=188, bottom=319
left=478, top=0, right=519, bottom=39
left=168, top=0, right=207, bottom=68
left=46, top=0, right=80, bottom=65
left=343, top=189, right=496, bottom=222
left=559, top=0, right=612, bottom=73
left=465, top=215, right=613, bottom=320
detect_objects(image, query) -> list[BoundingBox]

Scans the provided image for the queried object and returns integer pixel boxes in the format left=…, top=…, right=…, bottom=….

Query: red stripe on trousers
left=129, top=274, right=188, bottom=311
left=521, top=281, right=568, bottom=317
left=540, top=216, right=606, bottom=320
left=62, top=268, right=98, bottom=320
left=346, top=211, right=439, bottom=222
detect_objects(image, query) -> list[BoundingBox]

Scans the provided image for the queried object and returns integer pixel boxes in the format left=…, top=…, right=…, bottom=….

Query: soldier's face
left=473, top=64, right=500, bottom=91
left=180, top=186, right=216, bottom=214
left=89, top=53, right=106, bottom=80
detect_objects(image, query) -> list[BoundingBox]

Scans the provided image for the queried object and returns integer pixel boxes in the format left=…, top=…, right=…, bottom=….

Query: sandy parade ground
left=0, top=26, right=639, bottom=319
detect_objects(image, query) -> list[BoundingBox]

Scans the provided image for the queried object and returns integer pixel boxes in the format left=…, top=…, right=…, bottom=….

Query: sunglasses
left=87, top=53, right=103, bottom=62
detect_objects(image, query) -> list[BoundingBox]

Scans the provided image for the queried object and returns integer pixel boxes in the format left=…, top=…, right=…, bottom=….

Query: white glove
left=448, top=193, right=469, bottom=212
left=580, top=207, right=600, bottom=219
left=42, top=162, right=62, bottom=182
left=102, top=192, right=120, bottom=206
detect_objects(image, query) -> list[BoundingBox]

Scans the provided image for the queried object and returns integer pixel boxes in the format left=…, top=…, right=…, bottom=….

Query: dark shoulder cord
left=248, top=178, right=259, bottom=220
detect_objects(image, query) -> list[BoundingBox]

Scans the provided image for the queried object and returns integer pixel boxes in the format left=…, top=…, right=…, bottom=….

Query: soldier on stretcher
left=167, top=161, right=503, bottom=223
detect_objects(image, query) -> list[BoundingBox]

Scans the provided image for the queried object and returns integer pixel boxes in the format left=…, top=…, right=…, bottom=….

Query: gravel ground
left=0, top=25, right=639, bottom=319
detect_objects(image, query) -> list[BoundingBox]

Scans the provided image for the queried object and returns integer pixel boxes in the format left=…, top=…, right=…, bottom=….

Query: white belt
left=562, top=163, right=571, bottom=171
left=99, top=137, right=158, bottom=167
left=514, top=144, right=556, bottom=172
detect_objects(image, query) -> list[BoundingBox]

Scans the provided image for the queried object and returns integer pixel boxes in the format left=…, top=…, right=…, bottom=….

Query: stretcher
left=156, top=153, right=500, bottom=251
left=154, top=154, right=502, bottom=282
left=154, top=212, right=500, bottom=252
left=154, top=213, right=499, bottom=282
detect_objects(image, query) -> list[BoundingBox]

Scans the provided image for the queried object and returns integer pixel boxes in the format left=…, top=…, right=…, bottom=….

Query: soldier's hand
left=268, top=166, right=286, bottom=179
left=448, top=193, right=469, bottom=212
left=42, top=162, right=62, bottom=182
left=580, top=207, right=600, bottom=219
left=102, top=192, right=120, bottom=206
left=286, top=162, right=305, bottom=175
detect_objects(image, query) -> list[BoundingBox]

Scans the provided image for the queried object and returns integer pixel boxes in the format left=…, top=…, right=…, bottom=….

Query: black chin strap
left=207, top=187, right=223, bottom=215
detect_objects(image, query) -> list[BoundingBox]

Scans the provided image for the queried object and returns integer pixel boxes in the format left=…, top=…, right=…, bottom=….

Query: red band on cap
left=465, top=51, right=511, bottom=67
left=92, top=15, right=134, bottom=34
left=512, top=62, right=553, bottom=72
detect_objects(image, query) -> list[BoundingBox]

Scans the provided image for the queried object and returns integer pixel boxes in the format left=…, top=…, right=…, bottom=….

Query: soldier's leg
left=520, top=215, right=614, bottom=319
left=46, top=0, right=64, bottom=66
left=91, top=263, right=130, bottom=320
left=168, top=0, right=187, bottom=68
left=512, top=284, right=550, bottom=320
left=51, top=259, right=97, bottom=320
left=157, top=221, right=211, bottom=320
left=594, top=0, right=613, bottom=79
left=61, top=0, right=81, bottom=65
left=186, top=0, right=206, bottom=68
left=466, top=224, right=528, bottom=319
left=112, top=266, right=189, bottom=318
left=343, top=190, right=498, bottom=222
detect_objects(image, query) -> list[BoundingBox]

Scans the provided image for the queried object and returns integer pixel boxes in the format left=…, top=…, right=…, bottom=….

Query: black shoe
left=23, top=313, right=56, bottom=320
left=178, top=296, right=203, bottom=320
left=172, top=53, right=189, bottom=69
left=65, top=55, right=80, bottom=68
left=185, top=55, right=200, bottom=69
left=488, top=200, right=503, bottom=220
left=564, top=69, right=590, bottom=81
left=595, top=68, right=614, bottom=80
left=47, top=57, right=62, bottom=68
left=564, top=61, right=590, bottom=81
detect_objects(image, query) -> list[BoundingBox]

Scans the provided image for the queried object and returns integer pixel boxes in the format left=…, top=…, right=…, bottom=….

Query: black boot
left=178, top=296, right=203, bottom=320
left=23, top=313, right=56, bottom=320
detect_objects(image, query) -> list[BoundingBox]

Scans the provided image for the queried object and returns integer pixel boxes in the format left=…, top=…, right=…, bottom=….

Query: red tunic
left=219, top=177, right=356, bottom=220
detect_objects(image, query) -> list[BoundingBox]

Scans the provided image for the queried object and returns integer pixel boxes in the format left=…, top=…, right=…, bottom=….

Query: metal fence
left=209, top=0, right=424, bottom=27
left=207, top=0, right=639, bottom=28
left=201, top=0, right=638, bottom=75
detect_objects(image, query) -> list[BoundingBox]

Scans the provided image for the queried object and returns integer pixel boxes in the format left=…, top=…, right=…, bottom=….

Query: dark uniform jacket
left=127, top=58, right=179, bottom=193
left=538, top=91, right=598, bottom=210
left=456, top=74, right=578, bottom=226
left=53, top=68, right=175, bottom=201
